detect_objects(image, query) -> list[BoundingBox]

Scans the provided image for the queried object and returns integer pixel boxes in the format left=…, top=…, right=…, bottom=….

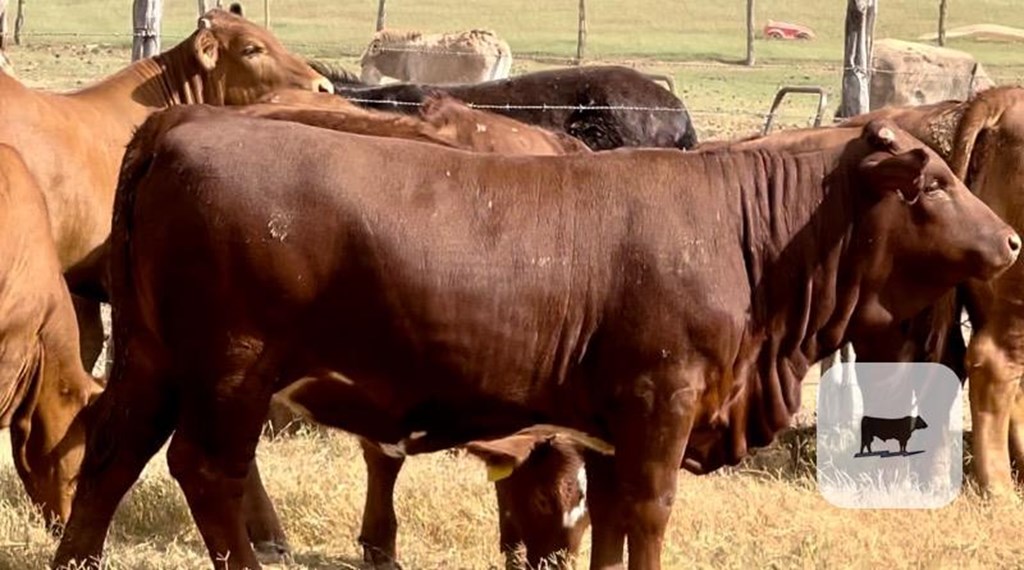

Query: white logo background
left=817, top=362, right=963, bottom=509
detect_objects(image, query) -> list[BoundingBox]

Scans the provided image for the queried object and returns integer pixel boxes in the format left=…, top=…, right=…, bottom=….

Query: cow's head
left=184, top=7, right=333, bottom=104
left=914, top=416, right=929, bottom=430
left=462, top=427, right=611, bottom=566
left=848, top=120, right=1019, bottom=329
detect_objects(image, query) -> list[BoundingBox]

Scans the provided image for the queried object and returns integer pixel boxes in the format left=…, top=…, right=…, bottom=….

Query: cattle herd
left=1, top=5, right=1024, bottom=570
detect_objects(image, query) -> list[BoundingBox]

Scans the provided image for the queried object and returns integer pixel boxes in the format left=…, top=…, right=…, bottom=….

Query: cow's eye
left=924, top=180, right=943, bottom=193
left=241, top=44, right=264, bottom=57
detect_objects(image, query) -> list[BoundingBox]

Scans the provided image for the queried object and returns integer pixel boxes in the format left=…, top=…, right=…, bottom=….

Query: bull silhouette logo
left=856, top=415, right=928, bottom=458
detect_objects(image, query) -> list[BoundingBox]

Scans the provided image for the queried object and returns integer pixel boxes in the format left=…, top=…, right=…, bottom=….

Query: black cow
left=311, top=63, right=699, bottom=151
left=860, top=416, right=929, bottom=454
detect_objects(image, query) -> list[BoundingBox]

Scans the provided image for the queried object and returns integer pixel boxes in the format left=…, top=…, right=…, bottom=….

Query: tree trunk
left=938, top=0, right=948, bottom=46
left=132, top=0, right=162, bottom=61
left=745, top=0, right=755, bottom=66
left=376, top=0, right=386, bottom=32
left=837, top=0, right=878, bottom=118
left=576, top=0, right=587, bottom=64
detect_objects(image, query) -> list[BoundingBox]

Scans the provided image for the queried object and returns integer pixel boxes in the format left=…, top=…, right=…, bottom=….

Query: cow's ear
left=859, top=148, right=930, bottom=203
left=193, top=27, right=219, bottom=72
left=463, top=434, right=548, bottom=482
left=229, top=3, right=244, bottom=16
left=863, top=120, right=904, bottom=153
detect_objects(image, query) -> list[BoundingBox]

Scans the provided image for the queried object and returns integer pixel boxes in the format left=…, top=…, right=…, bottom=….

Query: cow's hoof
left=362, top=546, right=402, bottom=570
left=253, top=540, right=293, bottom=564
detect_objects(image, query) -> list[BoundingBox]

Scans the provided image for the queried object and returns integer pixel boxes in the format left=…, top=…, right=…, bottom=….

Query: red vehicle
left=763, top=20, right=816, bottom=40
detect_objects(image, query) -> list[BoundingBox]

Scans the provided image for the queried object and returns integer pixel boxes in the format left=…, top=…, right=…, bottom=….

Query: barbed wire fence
left=2, top=1, right=1024, bottom=139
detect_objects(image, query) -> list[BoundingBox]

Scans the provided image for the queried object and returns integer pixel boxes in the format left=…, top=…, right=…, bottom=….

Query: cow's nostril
left=1009, top=233, right=1022, bottom=254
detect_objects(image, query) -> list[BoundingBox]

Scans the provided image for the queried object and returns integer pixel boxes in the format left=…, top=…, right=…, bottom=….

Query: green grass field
left=2, top=1, right=1024, bottom=568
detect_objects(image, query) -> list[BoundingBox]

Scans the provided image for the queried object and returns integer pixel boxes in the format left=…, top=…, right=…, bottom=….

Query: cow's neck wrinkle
left=731, top=147, right=862, bottom=457
left=70, top=38, right=217, bottom=123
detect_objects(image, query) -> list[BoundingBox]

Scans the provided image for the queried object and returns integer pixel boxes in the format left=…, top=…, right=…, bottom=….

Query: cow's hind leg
left=52, top=340, right=177, bottom=569
left=359, top=437, right=405, bottom=570
left=242, top=460, right=291, bottom=563
left=167, top=343, right=280, bottom=570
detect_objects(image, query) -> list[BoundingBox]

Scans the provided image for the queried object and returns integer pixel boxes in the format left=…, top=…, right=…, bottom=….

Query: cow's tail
left=77, top=108, right=186, bottom=483
left=675, top=115, right=699, bottom=150
left=109, top=107, right=204, bottom=339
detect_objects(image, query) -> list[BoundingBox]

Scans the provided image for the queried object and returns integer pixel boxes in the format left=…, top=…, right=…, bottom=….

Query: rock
left=870, top=39, right=995, bottom=110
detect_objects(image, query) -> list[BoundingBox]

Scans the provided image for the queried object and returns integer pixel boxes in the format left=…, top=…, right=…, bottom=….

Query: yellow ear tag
left=486, top=462, right=515, bottom=482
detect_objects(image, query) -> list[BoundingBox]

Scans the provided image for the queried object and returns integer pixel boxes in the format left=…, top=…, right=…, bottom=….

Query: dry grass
left=3, top=6, right=1024, bottom=568
left=3, top=424, right=1023, bottom=570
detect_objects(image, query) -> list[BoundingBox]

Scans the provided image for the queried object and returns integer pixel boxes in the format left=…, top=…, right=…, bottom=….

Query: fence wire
left=6, top=28, right=1024, bottom=133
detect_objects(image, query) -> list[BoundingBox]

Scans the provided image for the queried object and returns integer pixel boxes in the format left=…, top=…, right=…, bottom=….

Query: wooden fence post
left=197, top=0, right=214, bottom=15
left=745, top=0, right=755, bottom=66
left=0, top=0, right=8, bottom=50
left=376, top=0, right=386, bottom=32
left=263, top=0, right=269, bottom=28
left=132, top=0, right=162, bottom=61
left=576, top=0, right=587, bottom=64
left=938, top=0, right=948, bottom=46
left=837, top=0, right=877, bottom=118
left=13, top=0, right=23, bottom=45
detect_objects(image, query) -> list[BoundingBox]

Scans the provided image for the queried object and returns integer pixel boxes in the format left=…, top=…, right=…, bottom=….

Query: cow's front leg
left=358, top=437, right=405, bottom=569
left=966, top=328, right=1024, bottom=497
left=1007, top=385, right=1024, bottom=483
left=589, top=365, right=698, bottom=570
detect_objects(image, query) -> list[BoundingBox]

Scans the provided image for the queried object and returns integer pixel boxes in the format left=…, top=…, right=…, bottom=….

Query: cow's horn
left=198, top=17, right=212, bottom=29
left=877, top=127, right=895, bottom=144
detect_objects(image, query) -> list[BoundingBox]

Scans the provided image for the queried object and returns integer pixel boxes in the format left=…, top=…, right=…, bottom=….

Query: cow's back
left=0, top=74, right=131, bottom=267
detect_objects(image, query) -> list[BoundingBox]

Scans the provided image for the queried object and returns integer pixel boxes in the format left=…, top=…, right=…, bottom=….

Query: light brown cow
left=0, top=144, right=103, bottom=525
left=944, top=87, right=1024, bottom=495
left=1, top=7, right=332, bottom=371
left=359, top=28, right=513, bottom=85
left=840, top=88, right=1024, bottom=496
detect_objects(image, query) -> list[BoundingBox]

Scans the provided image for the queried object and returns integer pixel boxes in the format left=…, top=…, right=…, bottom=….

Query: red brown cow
left=54, top=106, right=1018, bottom=570
left=4, top=7, right=332, bottom=371
left=0, top=144, right=103, bottom=525
left=840, top=88, right=1024, bottom=495
left=236, top=95, right=591, bottom=567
